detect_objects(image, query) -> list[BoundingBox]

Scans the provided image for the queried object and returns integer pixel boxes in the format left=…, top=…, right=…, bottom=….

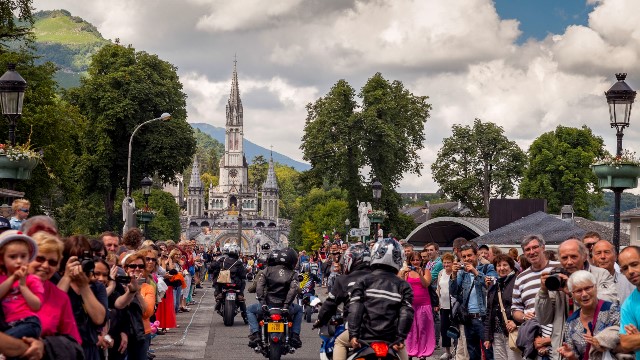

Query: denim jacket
left=449, top=263, right=497, bottom=316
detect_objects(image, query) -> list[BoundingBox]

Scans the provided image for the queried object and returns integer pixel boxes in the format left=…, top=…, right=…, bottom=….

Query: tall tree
left=64, top=43, right=196, bottom=231
left=520, top=125, right=606, bottom=218
left=431, top=119, right=526, bottom=216
left=0, top=0, right=33, bottom=47
left=301, top=74, right=430, bottom=220
left=248, top=155, right=268, bottom=190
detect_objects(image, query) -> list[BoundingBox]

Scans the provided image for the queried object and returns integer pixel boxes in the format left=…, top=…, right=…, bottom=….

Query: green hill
left=32, top=10, right=110, bottom=88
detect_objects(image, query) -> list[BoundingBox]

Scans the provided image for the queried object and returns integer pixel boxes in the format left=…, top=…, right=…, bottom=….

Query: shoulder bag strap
left=583, top=300, right=605, bottom=360
left=224, top=259, right=240, bottom=271
left=497, top=286, right=509, bottom=325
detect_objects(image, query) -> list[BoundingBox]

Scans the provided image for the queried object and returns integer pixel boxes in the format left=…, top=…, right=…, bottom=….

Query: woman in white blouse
left=436, top=252, right=456, bottom=360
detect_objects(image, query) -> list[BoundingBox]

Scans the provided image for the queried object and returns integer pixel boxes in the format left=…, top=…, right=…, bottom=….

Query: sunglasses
left=19, top=208, right=29, bottom=213
left=126, top=264, right=146, bottom=269
left=145, top=257, right=158, bottom=263
left=33, top=255, right=59, bottom=267
left=331, top=252, right=341, bottom=255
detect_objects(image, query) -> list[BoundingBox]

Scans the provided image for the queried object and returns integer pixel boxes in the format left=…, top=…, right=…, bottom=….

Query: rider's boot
left=215, top=293, right=223, bottom=314
left=248, top=332, right=261, bottom=348
left=289, top=332, right=302, bottom=349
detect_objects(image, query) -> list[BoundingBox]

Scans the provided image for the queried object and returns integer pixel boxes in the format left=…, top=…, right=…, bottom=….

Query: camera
left=116, top=275, right=132, bottom=284
left=544, top=267, right=570, bottom=291
left=78, top=251, right=95, bottom=275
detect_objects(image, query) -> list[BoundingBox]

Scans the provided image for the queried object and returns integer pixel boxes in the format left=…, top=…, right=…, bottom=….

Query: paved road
left=151, top=280, right=448, bottom=360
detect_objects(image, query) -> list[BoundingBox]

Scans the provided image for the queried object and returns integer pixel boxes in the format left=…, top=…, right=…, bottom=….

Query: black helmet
left=261, top=243, right=271, bottom=251
left=342, top=243, right=371, bottom=274
left=277, top=248, right=298, bottom=270
left=227, top=243, right=240, bottom=258
left=267, top=250, right=280, bottom=266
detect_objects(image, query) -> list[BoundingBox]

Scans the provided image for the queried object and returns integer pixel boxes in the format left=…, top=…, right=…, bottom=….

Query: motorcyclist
left=211, top=243, right=248, bottom=323
left=247, top=248, right=304, bottom=349
left=347, top=238, right=414, bottom=360
left=314, top=243, right=372, bottom=360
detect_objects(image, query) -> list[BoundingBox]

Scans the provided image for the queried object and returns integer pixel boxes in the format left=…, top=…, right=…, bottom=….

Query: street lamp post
left=372, top=178, right=382, bottom=239
left=344, top=218, right=350, bottom=243
left=0, top=64, right=27, bottom=146
left=238, top=203, right=243, bottom=255
left=140, top=176, right=153, bottom=238
left=123, top=113, right=171, bottom=234
left=605, top=73, right=636, bottom=254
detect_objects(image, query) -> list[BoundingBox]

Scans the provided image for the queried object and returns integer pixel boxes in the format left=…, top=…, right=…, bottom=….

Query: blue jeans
left=5, top=315, right=41, bottom=339
left=247, top=303, right=303, bottom=335
left=464, top=317, right=493, bottom=360
left=174, top=286, right=182, bottom=313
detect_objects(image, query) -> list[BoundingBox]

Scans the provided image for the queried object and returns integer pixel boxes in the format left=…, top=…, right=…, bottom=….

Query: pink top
left=38, top=281, right=82, bottom=344
left=0, top=274, right=45, bottom=322
left=407, top=275, right=431, bottom=307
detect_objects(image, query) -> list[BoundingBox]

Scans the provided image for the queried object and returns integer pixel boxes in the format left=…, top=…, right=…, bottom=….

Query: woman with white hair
left=557, top=270, right=621, bottom=360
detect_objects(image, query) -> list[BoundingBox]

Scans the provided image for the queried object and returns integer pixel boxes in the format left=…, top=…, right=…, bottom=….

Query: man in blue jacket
left=450, top=242, right=498, bottom=360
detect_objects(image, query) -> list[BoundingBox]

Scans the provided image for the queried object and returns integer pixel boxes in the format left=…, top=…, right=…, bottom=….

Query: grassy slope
left=34, top=16, right=101, bottom=45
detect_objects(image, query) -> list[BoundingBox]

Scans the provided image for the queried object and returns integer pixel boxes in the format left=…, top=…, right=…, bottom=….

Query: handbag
left=428, top=285, right=440, bottom=308
left=217, top=259, right=239, bottom=283
left=497, top=286, right=521, bottom=354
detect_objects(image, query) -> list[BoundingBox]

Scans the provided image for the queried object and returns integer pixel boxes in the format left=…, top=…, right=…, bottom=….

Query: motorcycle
left=255, top=308, right=294, bottom=360
left=297, top=273, right=321, bottom=323
left=219, top=282, right=241, bottom=326
left=346, top=340, right=400, bottom=360
left=318, top=316, right=345, bottom=360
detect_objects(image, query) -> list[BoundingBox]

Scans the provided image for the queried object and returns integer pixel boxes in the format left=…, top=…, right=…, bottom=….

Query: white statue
left=357, top=200, right=371, bottom=229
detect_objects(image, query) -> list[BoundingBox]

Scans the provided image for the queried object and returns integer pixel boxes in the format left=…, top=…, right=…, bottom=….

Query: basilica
left=178, top=62, right=289, bottom=253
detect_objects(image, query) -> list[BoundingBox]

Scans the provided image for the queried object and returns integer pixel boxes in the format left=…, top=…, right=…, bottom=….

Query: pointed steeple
left=189, top=156, right=203, bottom=189
left=226, top=58, right=243, bottom=126
left=263, top=155, right=278, bottom=191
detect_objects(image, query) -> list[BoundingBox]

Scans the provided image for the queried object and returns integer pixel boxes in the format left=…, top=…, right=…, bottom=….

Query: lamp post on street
left=139, top=176, right=153, bottom=238
left=344, top=218, right=350, bottom=243
left=238, top=202, right=243, bottom=255
left=0, top=64, right=27, bottom=146
left=605, top=73, right=636, bottom=254
left=371, top=178, right=383, bottom=239
left=123, top=113, right=171, bottom=234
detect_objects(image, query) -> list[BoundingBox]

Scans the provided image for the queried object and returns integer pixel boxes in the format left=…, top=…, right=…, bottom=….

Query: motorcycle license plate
left=226, top=292, right=236, bottom=300
left=267, top=323, right=284, bottom=332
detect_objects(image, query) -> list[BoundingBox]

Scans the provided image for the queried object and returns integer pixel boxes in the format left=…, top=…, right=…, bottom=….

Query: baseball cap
left=0, top=216, right=10, bottom=231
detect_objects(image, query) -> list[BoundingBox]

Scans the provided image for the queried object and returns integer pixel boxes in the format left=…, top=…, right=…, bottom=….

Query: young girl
left=0, top=230, right=44, bottom=339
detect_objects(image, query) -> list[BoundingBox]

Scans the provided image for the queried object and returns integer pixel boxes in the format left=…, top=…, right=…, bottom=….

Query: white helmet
left=370, top=238, right=404, bottom=271
left=227, top=243, right=240, bottom=258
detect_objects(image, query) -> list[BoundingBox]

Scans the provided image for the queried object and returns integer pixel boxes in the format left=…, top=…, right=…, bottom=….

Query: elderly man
left=592, top=239, right=635, bottom=304
left=535, top=238, right=617, bottom=360
left=618, top=246, right=640, bottom=357
left=99, top=231, right=120, bottom=253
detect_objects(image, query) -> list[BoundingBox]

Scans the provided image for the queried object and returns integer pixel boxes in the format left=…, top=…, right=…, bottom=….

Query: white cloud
left=31, top=0, right=640, bottom=193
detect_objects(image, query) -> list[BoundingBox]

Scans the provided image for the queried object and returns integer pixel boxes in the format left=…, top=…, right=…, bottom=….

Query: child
left=0, top=230, right=44, bottom=339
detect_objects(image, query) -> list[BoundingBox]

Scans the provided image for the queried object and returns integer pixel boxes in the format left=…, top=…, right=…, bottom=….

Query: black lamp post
left=140, top=176, right=153, bottom=237
left=605, top=73, right=636, bottom=254
left=238, top=203, right=243, bottom=255
left=344, top=218, right=350, bottom=243
left=372, top=178, right=382, bottom=239
left=0, top=64, right=27, bottom=146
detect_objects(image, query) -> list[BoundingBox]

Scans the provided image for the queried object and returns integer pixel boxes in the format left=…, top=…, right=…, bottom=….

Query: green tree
left=289, top=187, right=349, bottom=250
left=431, top=119, right=526, bottom=216
left=248, top=155, right=268, bottom=190
left=301, top=73, right=430, bottom=221
left=131, top=188, right=181, bottom=241
left=274, top=165, right=301, bottom=219
left=520, top=125, right=606, bottom=218
left=64, top=43, right=196, bottom=231
left=0, top=0, right=34, bottom=47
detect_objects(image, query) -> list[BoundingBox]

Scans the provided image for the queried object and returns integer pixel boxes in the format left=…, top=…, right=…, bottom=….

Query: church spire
left=226, top=58, right=243, bottom=126
left=263, top=154, right=278, bottom=191
left=189, top=156, right=203, bottom=189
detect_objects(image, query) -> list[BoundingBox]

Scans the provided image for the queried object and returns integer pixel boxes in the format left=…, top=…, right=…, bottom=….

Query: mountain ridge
left=190, top=123, right=310, bottom=171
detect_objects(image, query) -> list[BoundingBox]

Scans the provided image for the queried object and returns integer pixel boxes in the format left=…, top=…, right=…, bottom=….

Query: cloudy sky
left=31, top=0, right=640, bottom=193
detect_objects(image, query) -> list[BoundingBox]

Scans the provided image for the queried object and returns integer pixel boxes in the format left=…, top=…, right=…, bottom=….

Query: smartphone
left=137, top=277, right=147, bottom=285
left=408, top=265, right=416, bottom=271
left=116, top=275, right=131, bottom=284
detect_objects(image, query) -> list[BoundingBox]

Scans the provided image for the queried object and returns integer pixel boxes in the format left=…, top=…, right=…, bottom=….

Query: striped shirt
left=511, top=260, right=560, bottom=339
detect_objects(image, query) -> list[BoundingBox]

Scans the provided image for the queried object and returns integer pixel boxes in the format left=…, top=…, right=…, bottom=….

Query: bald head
left=592, top=240, right=616, bottom=274
left=559, top=239, right=588, bottom=274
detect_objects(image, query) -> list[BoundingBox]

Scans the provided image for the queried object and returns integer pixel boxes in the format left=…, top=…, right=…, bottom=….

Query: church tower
left=261, top=155, right=279, bottom=219
left=187, top=156, right=204, bottom=217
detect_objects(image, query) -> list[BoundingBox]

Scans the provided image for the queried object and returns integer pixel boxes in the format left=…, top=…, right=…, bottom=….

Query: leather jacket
left=317, top=267, right=371, bottom=326
left=347, top=268, right=414, bottom=343
left=256, top=265, right=298, bottom=307
left=483, top=272, right=516, bottom=341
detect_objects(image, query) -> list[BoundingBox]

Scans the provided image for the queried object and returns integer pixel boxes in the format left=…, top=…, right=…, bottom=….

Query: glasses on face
left=19, top=208, right=29, bottom=213
left=572, top=285, right=595, bottom=296
left=331, top=252, right=341, bottom=255
left=524, top=244, right=541, bottom=253
left=33, top=255, right=59, bottom=267
left=145, top=257, right=157, bottom=263
left=127, top=263, right=145, bottom=269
